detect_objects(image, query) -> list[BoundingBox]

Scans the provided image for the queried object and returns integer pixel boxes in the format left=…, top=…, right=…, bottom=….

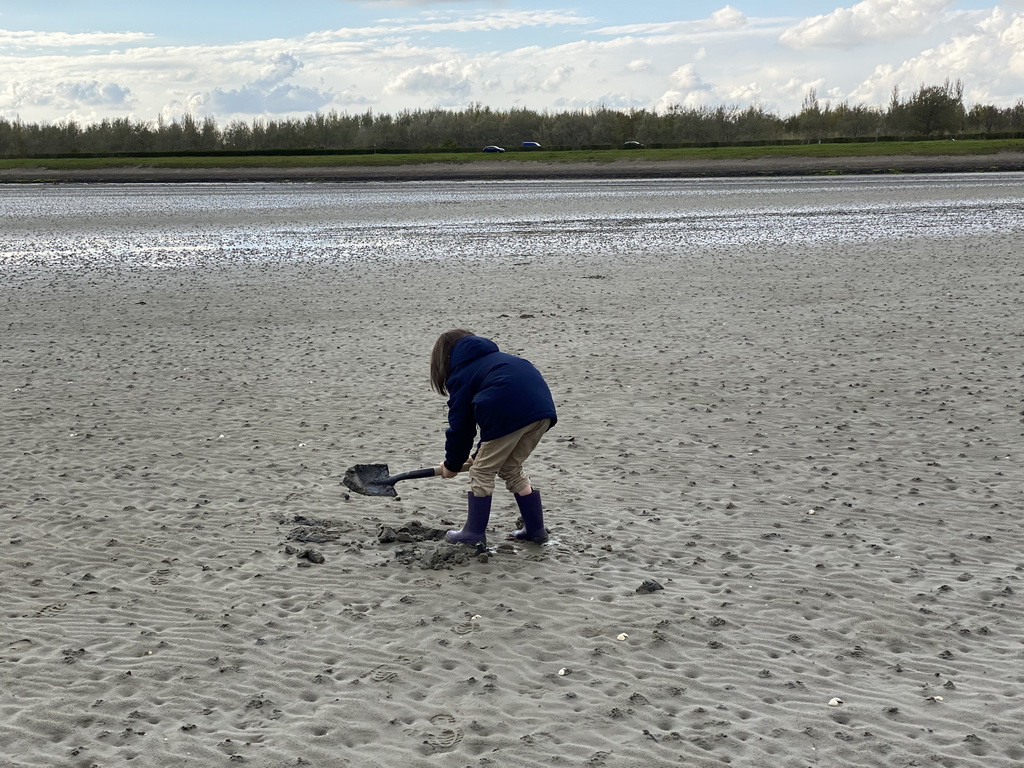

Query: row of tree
left=2, top=80, right=1022, bottom=157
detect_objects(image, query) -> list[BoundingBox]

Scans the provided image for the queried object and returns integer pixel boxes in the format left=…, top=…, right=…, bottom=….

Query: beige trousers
left=468, top=419, right=551, bottom=497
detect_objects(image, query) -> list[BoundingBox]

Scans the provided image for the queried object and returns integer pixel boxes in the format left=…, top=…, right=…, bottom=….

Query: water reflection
left=2, top=174, right=1022, bottom=274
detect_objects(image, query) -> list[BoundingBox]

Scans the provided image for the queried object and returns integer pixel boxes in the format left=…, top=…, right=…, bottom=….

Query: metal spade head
left=343, top=464, right=397, bottom=497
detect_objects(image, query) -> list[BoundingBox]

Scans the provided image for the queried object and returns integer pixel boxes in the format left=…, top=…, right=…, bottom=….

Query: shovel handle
left=386, top=463, right=472, bottom=485
left=384, top=467, right=439, bottom=484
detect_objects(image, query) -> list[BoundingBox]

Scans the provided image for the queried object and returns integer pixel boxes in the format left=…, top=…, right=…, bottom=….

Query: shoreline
left=2, top=151, right=1024, bottom=183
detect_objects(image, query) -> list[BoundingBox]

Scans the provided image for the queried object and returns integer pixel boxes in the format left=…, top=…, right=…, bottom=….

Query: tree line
left=1, top=79, right=1022, bottom=158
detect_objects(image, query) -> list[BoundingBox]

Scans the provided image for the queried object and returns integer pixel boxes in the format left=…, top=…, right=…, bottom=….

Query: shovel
left=342, top=463, right=451, bottom=497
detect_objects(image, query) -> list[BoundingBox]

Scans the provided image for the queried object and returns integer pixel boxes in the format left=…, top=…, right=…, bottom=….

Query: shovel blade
left=343, top=464, right=397, bottom=497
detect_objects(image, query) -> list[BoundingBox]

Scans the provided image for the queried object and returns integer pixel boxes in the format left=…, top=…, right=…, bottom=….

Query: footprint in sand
left=451, top=620, right=480, bottom=635
left=404, top=713, right=464, bottom=751
left=364, top=655, right=422, bottom=683
left=3, top=638, right=33, bottom=661
left=365, top=665, right=399, bottom=683
left=425, top=713, right=463, bottom=750
left=32, top=603, right=68, bottom=618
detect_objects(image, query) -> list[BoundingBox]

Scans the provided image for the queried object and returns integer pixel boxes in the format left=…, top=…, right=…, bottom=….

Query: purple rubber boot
left=445, top=492, right=491, bottom=545
left=509, top=489, right=549, bottom=543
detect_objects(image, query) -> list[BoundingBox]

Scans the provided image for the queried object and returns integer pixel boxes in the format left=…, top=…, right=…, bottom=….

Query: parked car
left=623, top=140, right=645, bottom=149
left=482, top=145, right=505, bottom=153
left=521, top=141, right=542, bottom=149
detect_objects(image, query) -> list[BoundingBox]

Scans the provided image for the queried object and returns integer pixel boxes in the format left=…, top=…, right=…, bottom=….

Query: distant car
left=623, top=141, right=645, bottom=149
left=521, top=141, right=542, bottom=149
left=483, top=145, right=505, bottom=153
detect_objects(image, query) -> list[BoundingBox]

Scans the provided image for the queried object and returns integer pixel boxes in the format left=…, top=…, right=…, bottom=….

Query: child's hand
left=440, top=459, right=473, bottom=478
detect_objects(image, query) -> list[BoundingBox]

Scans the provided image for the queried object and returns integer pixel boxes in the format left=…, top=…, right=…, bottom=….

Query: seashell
left=558, top=668, right=571, bottom=676
left=617, top=633, right=629, bottom=641
left=828, top=698, right=843, bottom=706
left=926, top=695, right=944, bottom=702
left=471, top=615, right=482, bottom=621
left=807, top=509, right=816, bottom=515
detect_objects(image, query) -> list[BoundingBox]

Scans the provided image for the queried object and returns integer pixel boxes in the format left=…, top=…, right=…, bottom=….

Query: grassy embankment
left=1, top=138, right=1023, bottom=172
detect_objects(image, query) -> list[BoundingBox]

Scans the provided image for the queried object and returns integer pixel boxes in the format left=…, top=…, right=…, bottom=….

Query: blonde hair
left=430, top=329, right=475, bottom=395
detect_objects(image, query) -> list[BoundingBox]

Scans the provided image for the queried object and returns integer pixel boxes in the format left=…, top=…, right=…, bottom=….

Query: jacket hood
left=451, top=336, right=499, bottom=369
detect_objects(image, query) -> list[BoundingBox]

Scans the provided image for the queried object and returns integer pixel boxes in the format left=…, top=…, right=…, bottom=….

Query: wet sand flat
left=2, top=178, right=1023, bottom=767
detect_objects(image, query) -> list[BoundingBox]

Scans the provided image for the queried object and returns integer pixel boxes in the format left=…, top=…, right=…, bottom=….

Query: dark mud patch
left=379, top=522, right=482, bottom=570
left=283, top=514, right=357, bottom=544
left=391, top=541, right=483, bottom=570
left=377, top=520, right=448, bottom=544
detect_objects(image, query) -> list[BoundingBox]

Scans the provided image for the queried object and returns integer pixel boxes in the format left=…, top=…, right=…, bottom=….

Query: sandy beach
left=2, top=177, right=1023, bottom=767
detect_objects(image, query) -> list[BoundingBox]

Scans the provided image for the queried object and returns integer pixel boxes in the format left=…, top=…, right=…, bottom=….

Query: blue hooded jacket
left=444, top=336, right=557, bottom=472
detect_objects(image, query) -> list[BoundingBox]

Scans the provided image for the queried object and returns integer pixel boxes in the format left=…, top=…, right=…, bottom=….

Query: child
left=430, top=329, right=557, bottom=545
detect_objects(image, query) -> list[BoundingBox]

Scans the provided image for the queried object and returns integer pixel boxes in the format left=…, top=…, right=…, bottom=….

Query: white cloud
left=670, top=64, right=704, bottom=90
left=1005, top=14, right=1024, bottom=75
left=253, top=52, right=303, bottom=88
left=188, top=83, right=333, bottom=116
left=0, top=29, right=152, bottom=48
left=656, top=62, right=719, bottom=113
left=385, top=58, right=480, bottom=102
left=597, top=8, right=772, bottom=42
left=846, top=6, right=1024, bottom=107
left=185, top=52, right=332, bottom=116
left=539, top=64, right=574, bottom=93
left=780, top=0, right=955, bottom=48
left=310, top=9, right=594, bottom=39
left=981, top=8, right=1024, bottom=76
left=656, top=90, right=705, bottom=112
left=9, top=80, right=133, bottom=109
left=725, top=82, right=764, bottom=103
left=711, top=6, right=748, bottom=29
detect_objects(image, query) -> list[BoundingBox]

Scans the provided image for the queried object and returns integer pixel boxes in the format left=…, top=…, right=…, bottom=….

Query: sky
left=1, top=1, right=1022, bottom=126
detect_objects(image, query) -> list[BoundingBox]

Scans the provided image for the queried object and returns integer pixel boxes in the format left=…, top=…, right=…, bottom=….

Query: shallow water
left=1, top=173, right=1023, bottom=275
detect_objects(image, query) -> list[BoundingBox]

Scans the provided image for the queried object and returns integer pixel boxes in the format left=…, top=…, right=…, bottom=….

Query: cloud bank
left=0, top=3, right=1020, bottom=126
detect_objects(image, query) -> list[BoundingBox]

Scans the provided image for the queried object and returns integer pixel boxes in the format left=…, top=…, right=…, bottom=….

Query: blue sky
left=0, top=1, right=1020, bottom=126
